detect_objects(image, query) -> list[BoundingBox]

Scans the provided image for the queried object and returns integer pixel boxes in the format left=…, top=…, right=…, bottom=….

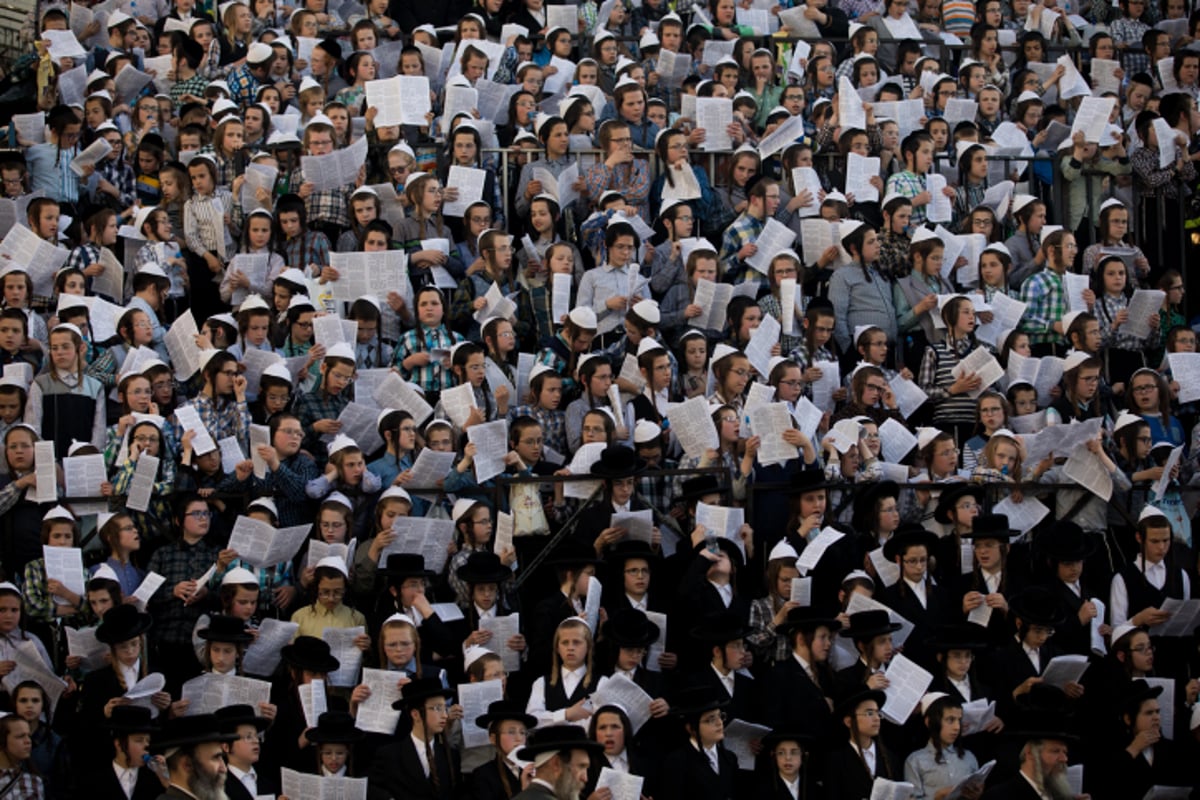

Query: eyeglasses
left=1132, top=384, right=1158, bottom=393
left=320, top=521, right=346, bottom=530
left=624, top=567, right=650, bottom=576
left=865, top=383, right=888, bottom=392
left=1130, top=643, right=1155, bottom=653
left=520, top=437, right=544, bottom=446
left=219, top=369, right=240, bottom=377
left=186, top=510, right=213, bottom=518
left=1029, top=625, right=1056, bottom=636
left=777, top=379, right=803, bottom=387
left=729, top=368, right=749, bottom=377
left=1136, top=435, right=1153, bottom=444
left=318, top=588, right=346, bottom=599
left=132, top=435, right=158, bottom=445
left=611, top=243, right=636, bottom=252
left=700, top=712, right=728, bottom=725
left=902, top=557, right=928, bottom=565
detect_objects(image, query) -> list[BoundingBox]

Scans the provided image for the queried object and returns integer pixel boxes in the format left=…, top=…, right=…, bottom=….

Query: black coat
left=95, top=764, right=164, bottom=800
left=979, top=774, right=1044, bottom=800
left=689, top=666, right=760, bottom=724
left=822, top=741, right=898, bottom=800
left=367, top=734, right=459, bottom=800
left=658, top=743, right=739, bottom=800
left=765, top=656, right=835, bottom=741
left=878, top=579, right=950, bottom=672
left=471, top=756, right=523, bottom=800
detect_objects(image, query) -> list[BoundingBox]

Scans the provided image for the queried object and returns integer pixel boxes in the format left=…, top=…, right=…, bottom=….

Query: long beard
left=553, top=768, right=582, bottom=800
left=191, top=766, right=228, bottom=800
left=1033, top=757, right=1073, bottom=800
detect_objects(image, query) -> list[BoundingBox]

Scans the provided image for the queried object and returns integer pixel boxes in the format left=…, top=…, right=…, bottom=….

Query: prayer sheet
left=69, top=137, right=112, bottom=175
left=228, top=254, right=270, bottom=307
left=690, top=279, right=733, bottom=331
left=281, top=767, right=366, bottom=800
left=612, top=509, right=654, bottom=544
left=974, top=292, right=1027, bottom=348
left=748, top=403, right=799, bottom=467
left=1141, top=788, right=1192, bottom=800
left=723, top=720, right=772, bottom=770
left=888, top=376, right=928, bottom=420
left=967, top=601, right=993, bottom=628
left=301, top=135, right=368, bottom=191
left=951, top=347, right=1004, bottom=399
left=459, top=679, right=505, bottom=748
left=943, top=98, right=978, bottom=129
left=757, top=113, right=808, bottom=160
left=364, top=75, right=431, bottom=126
left=811, top=360, right=841, bottom=412
left=838, top=77, right=866, bottom=130
left=248, top=424, right=271, bottom=480
left=65, top=626, right=108, bottom=671
left=1125, top=290, right=1167, bottom=340
left=226, top=517, right=312, bottom=569
left=164, top=311, right=201, bottom=380
left=1040, top=654, right=1089, bottom=688
left=945, top=761, right=995, bottom=800
left=592, top=674, right=653, bottom=733
left=324, top=626, right=366, bottom=687
left=796, top=528, right=845, bottom=575
left=43, top=546, right=85, bottom=606
left=644, top=610, right=668, bottom=672
left=1064, top=272, right=1090, bottom=313
left=551, top=274, right=572, bottom=324
left=218, top=436, right=245, bottom=475
left=0, top=225, right=68, bottom=294
left=329, top=250, right=411, bottom=303
left=791, top=396, right=823, bottom=442
left=240, top=163, right=277, bottom=214
left=474, top=281, right=517, bottom=324
left=846, top=153, right=881, bottom=203
left=442, top=165, right=488, bottom=217
left=873, top=99, right=925, bottom=137
left=181, top=673, right=271, bottom=715
left=696, top=97, right=733, bottom=151
left=869, top=779, right=916, bottom=800
left=655, top=49, right=693, bottom=91
left=1005, top=352, right=1063, bottom=408
left=493, top=511, right=514, bottom=557
left=480, top=614, right=522, bottom=674
left=779, top=6, right=820, bottom=36
left=790, top=168, right=822, bottom=218
left=1169, top=353, right=1200, bottom=403
left=3, top=640, right=67, bottom=712
left=306, top=541, right=355, bottom=569
left=1090, top=58, right=1122, bottom=94
left=125, top=673, right=166, bottom=717
left=382, top=518, right=456, bottom=572
left=746, top=219, right=797, bottom=274
left=130, top=572, right=165, bottom=612
left=90, top=246, right=123, bottom=302
left=868, top=548, right=901, bottom=588
left=1023, top=417, right=1103, bottom=466
left=125, top=453, right=159, bottom=512
left=1070, top=96, right=1116, bottom=143
left=666, top=396, right=719, bottom=458
left=744, top=313, right=780, bottom=380
left=373, top=371, right=434, bottom=425
left=790, top=576, right=813, bottom=605
left=64, top=454, right=106, bottom=500
left=584, top=576, right=602, bottom=633
left=1089, top=597, right=1107, bottom=656
left=1067, top=765, right=1084, bottom=795
left=407, top=448, right=456, bottom=493
left=991, top=495, right=1050, bottom=533
left=298, top=680, right=327, bottom=728
left=960, top=700, right=996, bottom=735
left=847, top=593, right=914, bottom=647
left=618, top=354, right=646, bottom=397
left=564, top=442, right=605, bottom=500
left=926, top=175, right=957, bottom=225
left=439, top=383, right=478, bottom=430
left=356, top=668, right=403, bottom=734
left=661, top=162, right=702, bottom=203
left=1149, top=598, right=1200, bottom=637
left=779, top=278, right=800, bottom=335
left=242, top=619, right=299, bottom=676
left=596, top=769, right=643, bottom=800
left=1062, top=443, right=1114, bottom=502
left=1154, top=117, right=1181, bottom=168
left=881, top=654, right=932, bottom=724
left=1146, top=677, right=1175, bottom=739
left=468, top=420, right=509, bottom=483
left=313, top=312, right=349, bottom=348
left=696, top=503, right=746, bottom=558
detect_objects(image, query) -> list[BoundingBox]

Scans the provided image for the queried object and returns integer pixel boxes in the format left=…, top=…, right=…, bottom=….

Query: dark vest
left=544, top=672, right=594, bottom=711
left=37, top=374, right=100, bottom=458
left=1119, top=561, right=1185, bottom=617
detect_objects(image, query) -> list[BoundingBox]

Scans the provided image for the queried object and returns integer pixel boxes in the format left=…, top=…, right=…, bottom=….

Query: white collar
left=625, top=592, right=647, bottom=610
left=475, top=604, right=494, bottom=618
left=564, top=665, right=587, bottom=680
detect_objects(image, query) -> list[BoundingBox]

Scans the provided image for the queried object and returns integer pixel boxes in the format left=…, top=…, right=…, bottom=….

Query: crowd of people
left=0, top=0, right=1199, bottom=796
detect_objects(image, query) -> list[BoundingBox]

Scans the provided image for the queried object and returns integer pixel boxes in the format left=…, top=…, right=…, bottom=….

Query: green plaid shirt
left=1018, top=268, right=1067, bottom=346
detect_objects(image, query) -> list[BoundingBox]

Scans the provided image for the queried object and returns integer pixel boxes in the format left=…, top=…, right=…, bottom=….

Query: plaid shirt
left=173, top=395, right=252, bottom=455
left=112, top=452, right=177, bottom=537
left=213, top=558, right=295, bottom=616
left=146, top=538, right=221, bottom=645
left=23, top=556, right=93, bottom=624
left=876, top=229, right=912, bottom=282
left=253, top=451, right=320, bottom=525
left=1018, top=268, right=1067, bottom=346
left=584, top=160, right=651, bottom=221
left=636, top=456, right=677, bottom=529
left=285, top=166, right=352, bottom=229
left=227, top=62, right=262, bottom=108
left=1111, top=17, right=1151, bottom=77
left=509, top=404, right=569, bottom=460
left=96, top=156, right=137, bottom=208
left=748, top=595, right=790, bottom=665
left=536, top=337, right=579, bottom=398
left=294, top=387, right=350, bottom=461
left=1096, top=293, right=1150, bottom=352
left=0, top=768, right=43, bottom=800
left=393, top=324, right=463, bottom=394
left=885, top=170, right=929, bottom=226
left=171, top=73, right=209, bottom=111
left=196, top=146, right=238, bottom=190
left=718, top=211, right=766, bottom=287
left=283, top=230, right=332, bottom=274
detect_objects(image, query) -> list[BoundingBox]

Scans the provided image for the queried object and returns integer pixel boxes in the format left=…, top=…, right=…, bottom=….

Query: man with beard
left=981, top=687, right=1091, bottom=800
left=155, top=715, right=237, bottom=800
left=510, top=725, right=605, bottom=800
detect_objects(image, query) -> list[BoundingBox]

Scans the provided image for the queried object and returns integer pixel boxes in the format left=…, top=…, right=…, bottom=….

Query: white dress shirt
left=711, top=581, right=733, bottom=608
left=904, top=577, right=928, bottom=608
left=712, top=663, right=735, bottom=697
left=475, top=604, right=495, bottom=620
left=950, top=675, right=972, bottom=702
left=118, top=659, right=140, bottom=693
left=228, top=765, right=257, bottom=796
left=412, top=733, right=433, bottom=777
left=613, top=502, right=630, bottom=514
left=702, top=743, right=721, bottom=773
left=983, top=570, right=1002, bottom=594
left=1023, top=643, right=1040, bottom=674
left=782, top=776, right=800, bottom=800
left=1110, top=556, right=1190, bottom=626
left=113, top=762, right=139, bottom=800
left=853, top=741, right=877, bottom=774
left=1019, top=769, right=1053, bottom=799
left=793, top=652, right=817, bottom=684
left=608, top=751, right=629, bottom=773
left=626, top=592, right=647, bottom=611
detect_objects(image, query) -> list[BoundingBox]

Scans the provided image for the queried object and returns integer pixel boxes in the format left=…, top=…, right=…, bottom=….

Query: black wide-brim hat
left=881, top=524, right=940, bottom=562
left=1005, top=685, right=1080, bottom=743
left=678, top=474, right=723, bottom=504
left=456, top=550, right=510, bottom=585
left=306, top=710, right=366, bottom=744
left=839, top=609, right=902, bottom=640
left=834, top=689, right=888, bottom=720
left=516, top=724, right=605, bottom=761
left=591, top=444, right=647, bottom=479
left=926, top=623, right=989, bottom=652
left=604, top=540, right=660, bottom=568
left=604, top=608, right=661, bottom=648
left=933, top=483, right=985, bottom=525
left=391, top=676, right=455, bottom=710
left=1009, top=586, right=1067, bottom=628
left=152, top=714, right=238, bottom=751
left=669, top=685, right=730, bottom=718
left=214, top=704, right=270, bottom=733
left=690, top=608, right=754, bottom=644
left=760, top=730, right=818, bottom=749
left=109, top=705, right=159, bottom=735
left=790, top=468, right=830, bottom=495
left=96, top=604, right=153, bottom=645
left=476, top=699, right=538, bottom=731
left=384, top=552, right=437, bottom=580
left=543, top=537, right=602, bottom=570
left=851, top=480, right=900, bottom=532
left=280, top=635, right=341, bottom=674
left=197, top=614, right=254, bottom=644
left=1037, top=520, right=1095, bottom=562
left=691, top=536, right=744, bottom=569
left=1121, top=678, right=1165, bottom=713
left=777, top=606, right=843, bottom=636
left=960, top=512, right=1019, bottom=541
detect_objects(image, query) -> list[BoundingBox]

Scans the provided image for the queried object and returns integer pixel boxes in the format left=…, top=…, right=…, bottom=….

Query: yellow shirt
left=290, top=603, right=367, bottom=639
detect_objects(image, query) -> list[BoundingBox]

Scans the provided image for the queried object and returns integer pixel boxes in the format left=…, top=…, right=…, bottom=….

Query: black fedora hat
left=197, top=614, right=254, bottom=644
left=456, top=551, right=510, bottom=585
left=678, top=475, right=723, bottom=504
left=96, top=605, right=153, bottom=645
left=214, top=704, right=269, bottom=733
left=790, top=468, right=829, bottom=496
left=306, top=711, right=366, bottom=744
left=839, top=609, right=902, bottom=640
left=591, top=445, right=646, bottom=479
left=1037, top=520, right=1095, bottom=562
left=604, top=540, right=660, bottom=568
left=384, top=552, right=437, bottom=581
left=280, top=635, right=341, bottom=674
left=516, top=724, right=605, bottom=761
left=315, top=36, right=342, bottom=62
left=1121, top=678, right=1165, bottom=714
left=391, top=676, right=455, bottom=710
left=834, top=688, right=888, bottom=720
left=669, top=685, right=729, bottom=718
left=1006, top=685, right=1079, bottom=743
left=851, top=481, right=900, bottom=533
left=691, top=536, right=744, bottom=569
left=760, top=730, right=818, bottom=750
left=604, top=608, right=661, bottom=648
left=690, top=608, right=754, bottom=644
left=777, top=606, right=843, bottom=636
left=933, top=483, right=985, bottom=525
left=960, top=513, right=1019, bottom=541
left=475, top=699, right=538, bottom=731
left=152, top=714, right=238, bottom=751
left=1009, top=586, right=1067, bottom=628
left=543, top=537, right=601, bottom=570
left=926, top=623, right=989, bottom=652
left=109, top=705, right=159, bottom=735
left=882, top=524, right=939, bottom=562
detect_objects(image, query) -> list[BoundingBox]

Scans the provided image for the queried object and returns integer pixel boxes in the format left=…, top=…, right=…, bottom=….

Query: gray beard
left=1032, top=758, right=1073, bottom=800
left=191, top=765, right=228, bottom=800
left=553, top=768, right=582, bottom=800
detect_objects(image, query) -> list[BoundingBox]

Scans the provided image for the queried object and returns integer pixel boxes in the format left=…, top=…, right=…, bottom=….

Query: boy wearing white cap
left=294, top=342, right=356, bottom=462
